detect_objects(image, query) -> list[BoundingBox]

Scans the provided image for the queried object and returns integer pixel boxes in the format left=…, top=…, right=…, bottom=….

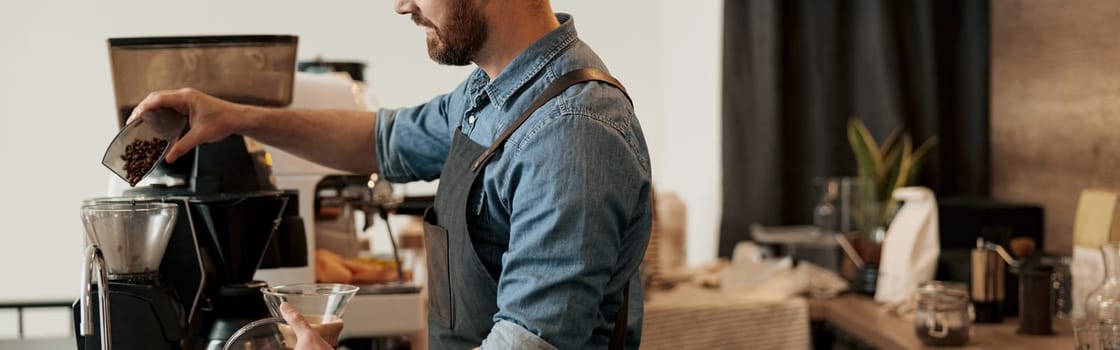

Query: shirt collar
left=468, top=13, right=578, bottom=108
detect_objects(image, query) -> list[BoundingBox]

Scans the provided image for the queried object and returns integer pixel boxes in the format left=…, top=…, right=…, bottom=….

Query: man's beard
left=412, top=2, right=488, bottom=66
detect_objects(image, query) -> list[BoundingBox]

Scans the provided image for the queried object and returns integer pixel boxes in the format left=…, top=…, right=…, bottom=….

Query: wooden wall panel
left=991, top=0, right=1120, bottom=254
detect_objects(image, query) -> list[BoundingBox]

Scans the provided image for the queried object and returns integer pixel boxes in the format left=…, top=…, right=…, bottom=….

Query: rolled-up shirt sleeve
left=482, top=320, right=558, bottom=350
left=375, top=90, right=458, bottom=183
left=482, top=112, right=648, bottom=350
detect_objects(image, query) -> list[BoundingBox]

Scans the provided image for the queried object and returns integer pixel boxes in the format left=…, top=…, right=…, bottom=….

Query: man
left=130, top=0, right=651, bottom=349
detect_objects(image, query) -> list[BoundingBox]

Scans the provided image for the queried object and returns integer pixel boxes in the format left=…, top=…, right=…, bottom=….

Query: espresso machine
left=74, top=35, right=309, bottom=350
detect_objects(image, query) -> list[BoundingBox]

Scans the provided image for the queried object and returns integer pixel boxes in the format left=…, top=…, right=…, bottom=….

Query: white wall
left=659, top=1, right=724, bottom=266
left=0, top=0, right=722, bottom=311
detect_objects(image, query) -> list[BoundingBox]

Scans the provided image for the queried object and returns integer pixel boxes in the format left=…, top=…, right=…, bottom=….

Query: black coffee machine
left=75, top=192, right=297, bottom=350
left=74, top=35, right=308, bottom=350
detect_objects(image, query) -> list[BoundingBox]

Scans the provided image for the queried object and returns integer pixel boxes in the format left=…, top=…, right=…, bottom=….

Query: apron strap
left=609, top=282, right=630, bottom=350
left=469, top=68, right=632, bottom=171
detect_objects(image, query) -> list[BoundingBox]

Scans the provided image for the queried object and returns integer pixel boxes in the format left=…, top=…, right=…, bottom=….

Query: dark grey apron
left=422, top=68, right=632, bottom=350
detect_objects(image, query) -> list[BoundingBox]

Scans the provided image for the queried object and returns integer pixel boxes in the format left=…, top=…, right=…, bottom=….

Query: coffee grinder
left=76, top=193, right=295, bottom=350
left=74, top=35, right=309, bottom=350
left=76, top=201, right=186, bottom=349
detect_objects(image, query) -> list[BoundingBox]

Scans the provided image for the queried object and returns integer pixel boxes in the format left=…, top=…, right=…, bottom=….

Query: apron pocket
left=423, top=208, right=453, bottom=329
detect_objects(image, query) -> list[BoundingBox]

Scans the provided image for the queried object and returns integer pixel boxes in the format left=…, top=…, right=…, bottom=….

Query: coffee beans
left=122, top=138, right=168, bottom=186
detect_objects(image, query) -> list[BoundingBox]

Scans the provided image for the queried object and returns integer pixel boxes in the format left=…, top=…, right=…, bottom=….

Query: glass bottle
left=813, top=178, right=839, bottom=234
left=1086, top=243, right=1120, bottom=324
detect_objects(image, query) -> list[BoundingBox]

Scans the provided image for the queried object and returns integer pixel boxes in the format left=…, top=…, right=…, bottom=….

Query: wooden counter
left=809, top=294, right=1074, bottom=349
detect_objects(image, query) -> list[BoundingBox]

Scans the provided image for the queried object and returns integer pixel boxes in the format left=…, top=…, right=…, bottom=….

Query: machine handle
left=393, top=195, right=435, bottom=216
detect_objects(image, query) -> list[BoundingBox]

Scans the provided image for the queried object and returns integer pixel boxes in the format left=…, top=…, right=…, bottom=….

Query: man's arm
left=129, top=88, right=378, bottom=174
left=241, top=106, right=377, bottom=174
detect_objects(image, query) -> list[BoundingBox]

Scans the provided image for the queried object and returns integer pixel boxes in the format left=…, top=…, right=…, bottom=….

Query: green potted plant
left=846, top=118, right=937, bottom=293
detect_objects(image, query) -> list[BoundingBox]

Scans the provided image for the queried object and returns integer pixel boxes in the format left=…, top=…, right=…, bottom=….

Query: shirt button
left=468, top=115, right=477, bottom=124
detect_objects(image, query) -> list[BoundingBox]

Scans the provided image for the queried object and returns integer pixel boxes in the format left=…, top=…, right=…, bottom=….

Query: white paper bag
left=1069, top=189, right=1120, bottom=319
left=875, top=187, right=941, bottom=304
left=1073, top=245, right=1105, bottom=319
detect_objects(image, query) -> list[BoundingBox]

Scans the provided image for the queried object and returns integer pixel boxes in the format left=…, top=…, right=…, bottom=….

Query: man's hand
left=128, top=88, right=257, bottom=163
left=279, top=302, right=335, bottom=350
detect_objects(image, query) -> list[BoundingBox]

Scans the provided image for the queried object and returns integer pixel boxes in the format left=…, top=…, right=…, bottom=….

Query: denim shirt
left=375, top=14, right=651, bottom=350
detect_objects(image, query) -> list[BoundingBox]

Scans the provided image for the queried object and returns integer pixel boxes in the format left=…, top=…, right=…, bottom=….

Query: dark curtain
left=719, top=0, right=990, bottom=257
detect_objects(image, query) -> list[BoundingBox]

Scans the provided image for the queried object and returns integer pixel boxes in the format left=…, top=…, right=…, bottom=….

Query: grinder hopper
left=81, top=201, right=179, bottom=278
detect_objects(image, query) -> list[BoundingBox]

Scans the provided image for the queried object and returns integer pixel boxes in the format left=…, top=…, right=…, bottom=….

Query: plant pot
left=850, top=265, right=880, bottom=295
left=854, top=229, right=884, bottom=264
left=842, top=231, right=885, bottom=295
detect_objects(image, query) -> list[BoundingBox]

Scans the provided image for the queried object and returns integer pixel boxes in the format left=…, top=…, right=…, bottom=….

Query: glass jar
left=1043, top=255, right=1073, bottom=320
left=915, top=281, right=973, bottom=347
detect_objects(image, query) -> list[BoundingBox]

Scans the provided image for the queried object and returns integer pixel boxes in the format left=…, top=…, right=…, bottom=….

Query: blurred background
left=3, top=0, right=1120, bottom=346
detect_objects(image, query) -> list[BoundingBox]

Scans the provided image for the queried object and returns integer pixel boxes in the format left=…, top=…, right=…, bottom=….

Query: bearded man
left=130, top=1, right=651, bottom=349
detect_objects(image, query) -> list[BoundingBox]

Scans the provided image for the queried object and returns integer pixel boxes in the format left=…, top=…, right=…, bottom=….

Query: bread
left=315, top=249, right=352, bottom=283
left=344, top=259, right=397, bottom=284
left=316, top=248, right=412, bottom=284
